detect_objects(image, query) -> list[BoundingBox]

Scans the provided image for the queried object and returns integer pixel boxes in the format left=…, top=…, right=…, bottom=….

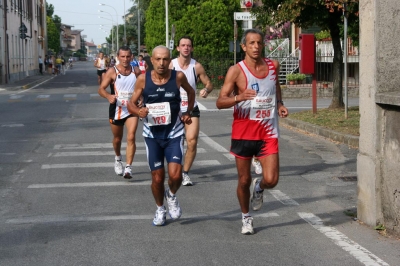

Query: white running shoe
left=241, top=216, right=254, bottom=235
left=165, top=189, right=182, bottom=219
left=153, top=206, right=167, bottom=226
left=252, top=158, right=262, bottom=175
left=123, top=166, right=132, bottom=179
left=182, top=172, right=193, bottom=186
left=251, top=178, right=264, bottom=211
left=114, top=160, right=123, bottom=176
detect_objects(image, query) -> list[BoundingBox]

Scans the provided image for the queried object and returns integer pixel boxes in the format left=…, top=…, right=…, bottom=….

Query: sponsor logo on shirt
left=148, top=94, right=158, bottom=97
left=251, top=83, right=259, bottom=93
left=156, top=87, right=165, bottom=92
left=173, top=156, right=180, bottom=160
left=165, top=92, right=175, bottom=97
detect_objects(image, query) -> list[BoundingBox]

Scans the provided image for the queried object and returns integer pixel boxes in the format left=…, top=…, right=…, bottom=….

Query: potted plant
left=322, top=81, right=329, bottom=88
left=286, top=73, right=297, bottom=85
left=296, top=73, right=306, bottom=84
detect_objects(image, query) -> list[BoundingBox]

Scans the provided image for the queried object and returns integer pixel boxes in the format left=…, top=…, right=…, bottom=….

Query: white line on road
left=53, top=143, right=145, bottom=149
left=269, top=190, right=299, bottom=206
left=50, top=148, right=206, bottom=157
left=6, top=211, right=279, bottom=224
left=28, top=181, right=152, bottom=188
left=298, top=212, right=389, bottom=266
left=196, top=101, right=207, bottom=110
left=41, top=160, right=220, bottom=169
left=199, top=131, right=229, bottom=153
left=15, top=77, right=54, bottom=94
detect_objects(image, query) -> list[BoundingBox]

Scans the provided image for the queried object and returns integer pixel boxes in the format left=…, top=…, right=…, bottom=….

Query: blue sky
left=47, top=0, right=136, bottom=46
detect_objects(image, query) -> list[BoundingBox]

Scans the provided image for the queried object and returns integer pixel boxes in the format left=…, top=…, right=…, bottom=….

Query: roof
left=85, top=42, right=97, bottom=47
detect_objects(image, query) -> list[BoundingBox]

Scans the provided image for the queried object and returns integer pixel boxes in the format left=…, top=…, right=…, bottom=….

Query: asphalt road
left=0, top=61, right=398, bottom=266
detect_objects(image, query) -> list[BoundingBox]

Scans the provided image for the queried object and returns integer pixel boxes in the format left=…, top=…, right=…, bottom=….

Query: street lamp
left=98, top=10, right=118, bottom=51
left=165, top=0, right=169, bottom=47
left=99, top=3, right=120, bottom=48
left=137, top=0, right=140, bottom=55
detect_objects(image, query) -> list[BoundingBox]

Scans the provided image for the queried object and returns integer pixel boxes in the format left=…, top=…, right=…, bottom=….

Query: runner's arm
left=98, top=68, right=117, bottom=104
left=128, top=74, right=148, bottom=118
left=177, top=71, right=195, bottom=113
left=196, top=63, right=213, bottom=98
left=272, top=60, right=288, bottom=118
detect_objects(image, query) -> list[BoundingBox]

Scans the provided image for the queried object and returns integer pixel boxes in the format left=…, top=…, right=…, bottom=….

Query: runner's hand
left=107, top=95, right=117, bottom=104
left=181, top=114, right=192, bottom=125
left=278, top=105, right=289, bottom=118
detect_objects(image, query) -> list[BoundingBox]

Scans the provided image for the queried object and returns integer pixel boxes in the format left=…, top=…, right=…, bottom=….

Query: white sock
left=115, top=155, right=122, bottom=161
left=242, top=213, right=250, bottom=219
left=157, top=205, right=164, bottom=211
left=125, top=164, right=130, bottom=168
left=168, top=190, right=175, bottom=197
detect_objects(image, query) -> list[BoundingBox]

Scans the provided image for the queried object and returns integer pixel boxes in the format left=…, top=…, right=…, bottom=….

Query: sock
left=115, top=155, right=122, bottom=161
left=183, top=171, right=188, bottom=175
left=255, top=181, right=264, bottom=193
left=157, top=205, right=165, bottom=211
left=168, top=189, right=175, bottom=197
left=125, top=164, right=131, bottom=168
left=242, top=213, right=250, bottom=219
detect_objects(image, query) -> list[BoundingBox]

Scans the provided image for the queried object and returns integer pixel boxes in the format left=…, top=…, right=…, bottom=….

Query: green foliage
left=46, top=16, right=60, bottom=54
left=296, top=73, right=306, bottom=80
left=286, top=73, right=297, bottom=81
left=315, top=30, right=331, bottom=40
left=196, top=56, right=233, bottom=88
left=145, top=0, right=240, bottom=57
left=46, top=3, right=54, bottom=17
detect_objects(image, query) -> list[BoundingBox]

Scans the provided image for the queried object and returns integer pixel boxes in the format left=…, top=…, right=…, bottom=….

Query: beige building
left=0, top=0, right=47, bottom=84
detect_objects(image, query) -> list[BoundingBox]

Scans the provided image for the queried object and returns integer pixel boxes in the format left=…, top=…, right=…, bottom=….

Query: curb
left=280, top=117, right=359, bottom=148
left=20, top=76, right=53, bottom=90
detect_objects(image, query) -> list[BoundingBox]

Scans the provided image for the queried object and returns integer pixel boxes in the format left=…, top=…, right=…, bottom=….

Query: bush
left=286, top=73, right=297, bottom=81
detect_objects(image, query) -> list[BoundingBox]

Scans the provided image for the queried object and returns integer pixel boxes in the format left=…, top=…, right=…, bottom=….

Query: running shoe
left=153, top=206, right=167, bottom=226
left=182, top=172, right=193, bottom=186
left=165, top=189, right=182, bottom=219
left=123, top=165, right=132, bottom=179
left=251, top=178, right=264, bottom=211
left=241, top=216, right=254, bottom=235
left=114, top=160, right=123, bottom=176
left=252, top=158, right=262, bottom=175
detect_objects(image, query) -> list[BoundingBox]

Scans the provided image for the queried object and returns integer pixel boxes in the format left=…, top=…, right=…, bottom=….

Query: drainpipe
left=4, top=0, right=9, bottom=83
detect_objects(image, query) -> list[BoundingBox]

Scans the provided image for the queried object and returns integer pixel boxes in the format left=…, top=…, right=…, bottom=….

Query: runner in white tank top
left=98, top=46, right=141, bottom=180
left=169, top=36, right=214, bottom=186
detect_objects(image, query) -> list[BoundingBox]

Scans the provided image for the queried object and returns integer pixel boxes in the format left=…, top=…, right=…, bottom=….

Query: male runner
left=216, top=29, right=289, bottom=235
left=128, top=46, right=195, bottom=226
left=98, top=46, right=141, bottom=179
left=170, top=36, right=213, bottom=186
left=138, top=55, right=147, bottom=74
left=94, top=52, right=108, bottom=85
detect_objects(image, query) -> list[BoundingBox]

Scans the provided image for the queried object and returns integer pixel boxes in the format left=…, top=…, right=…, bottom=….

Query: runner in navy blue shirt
left=128, top=45, right=195, bottom=226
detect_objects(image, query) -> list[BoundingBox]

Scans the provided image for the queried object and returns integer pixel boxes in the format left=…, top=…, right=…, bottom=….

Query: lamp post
left=137, top=0, right=140, bottom=55
left=165, top=0, right=168, bottom=47
left=123, top=0, right=127, bottom=45
left=99, top=13, right=117, bottom=53
left=99, top=3, right=119, bottom=49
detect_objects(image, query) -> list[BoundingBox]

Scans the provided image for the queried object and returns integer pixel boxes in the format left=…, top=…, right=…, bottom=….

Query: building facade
left=0, top=0, right=47, bottom=84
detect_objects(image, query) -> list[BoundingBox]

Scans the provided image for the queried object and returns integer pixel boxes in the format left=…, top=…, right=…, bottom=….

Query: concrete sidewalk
left=0, top=73, right=54, bottom=92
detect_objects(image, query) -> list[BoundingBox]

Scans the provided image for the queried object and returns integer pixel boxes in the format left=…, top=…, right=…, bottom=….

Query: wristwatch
left=277, top=100, right=284, bottom=105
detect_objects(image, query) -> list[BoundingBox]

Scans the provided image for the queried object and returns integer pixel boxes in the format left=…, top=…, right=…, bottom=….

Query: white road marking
left=1, top=124, right=24, bottom=127
left=15, top=77, right=54, bottom=94
left=28, top=181, right=152, bottom=188
left=90, top=93, right=101, bottom=98
left=6, top=211, right=279, bottom=224
left=196, top=101, right=207, bottom=110
left=41, top=160, right=220, bottom=169
left=269, top=190, right=299, bottom=206
left=50, top=148, right=206, bottom=157
left=36, top=95, right=50, bottom=100
left=64, top=94, right=77, bottom=99
left=298, top=212, right=389, bottom=266
left=9, top=95, right=24, bottom=100
left=199, top=131, right=229, bottom=153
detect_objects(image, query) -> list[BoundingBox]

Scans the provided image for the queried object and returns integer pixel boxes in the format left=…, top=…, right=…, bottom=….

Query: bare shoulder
left=270, top=59, right=280, bottom=69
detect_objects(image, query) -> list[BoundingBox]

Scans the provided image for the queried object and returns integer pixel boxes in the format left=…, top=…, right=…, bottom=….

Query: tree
left=253, top=0, right=359, bottom=108
left=47, top=16, right=60, bottom=54
left=144, top=0, right=240, bottom=57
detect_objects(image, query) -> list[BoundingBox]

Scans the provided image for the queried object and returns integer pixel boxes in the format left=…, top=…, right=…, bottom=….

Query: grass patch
left=290, top=106, right=360, bottom=136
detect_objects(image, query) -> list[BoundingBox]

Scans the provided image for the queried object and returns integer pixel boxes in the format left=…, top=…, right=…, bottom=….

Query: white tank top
left=112, top=66, right=137, bottom=120
left=171, top=58, right=198, bottom=112
left=97, top=58, right=106, bottom=70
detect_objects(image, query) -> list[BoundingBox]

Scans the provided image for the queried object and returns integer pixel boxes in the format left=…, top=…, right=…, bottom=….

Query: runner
left=170, top=36, right=213, bottom=186
left=138, top=55, right=147, bottom=74
left=94, top=52, right=108, bottom=85
left=216, top=29, right=289, bottom=235
left=98, top=46, right=141, bottom=179
left=127, top=45, right=195, bottom=226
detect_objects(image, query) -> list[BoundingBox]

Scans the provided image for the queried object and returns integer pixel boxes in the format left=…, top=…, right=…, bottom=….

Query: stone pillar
left=357, top=0, right=400, bottom=233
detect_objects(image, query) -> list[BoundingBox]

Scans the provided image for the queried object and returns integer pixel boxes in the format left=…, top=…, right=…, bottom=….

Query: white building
left=0, top=0, right=47, bottom=84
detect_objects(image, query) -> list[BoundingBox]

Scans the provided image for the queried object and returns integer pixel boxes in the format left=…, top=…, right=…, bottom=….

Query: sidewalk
left=0, top=73, right=54, bottom=92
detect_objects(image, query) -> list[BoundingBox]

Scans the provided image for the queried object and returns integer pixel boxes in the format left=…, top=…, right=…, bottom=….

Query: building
left=0, top=0, right=47, bottom=84
left=70, top=29, right=84, bottom=52
left=85, top=41, right=97, bottom=60
left=60, top=23, right=74, bottom=54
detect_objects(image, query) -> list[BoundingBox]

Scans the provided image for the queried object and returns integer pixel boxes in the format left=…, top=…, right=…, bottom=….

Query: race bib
left=180, top=91, right=188, bottom=108
left=146, top=102, right=171, bottom=126
left=117, top=92, right=132, bottom=107
left=250, top=94, right=276, bottom=120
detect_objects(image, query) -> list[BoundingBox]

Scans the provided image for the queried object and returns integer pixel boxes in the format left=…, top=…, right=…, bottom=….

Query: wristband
left=204, top=88, right=210, bottom=93
left=277, top=100, right=284, bottom=105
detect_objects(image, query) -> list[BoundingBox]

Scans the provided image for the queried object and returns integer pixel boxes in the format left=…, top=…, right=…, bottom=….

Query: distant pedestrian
left=38, top=56, right=43, bottom=75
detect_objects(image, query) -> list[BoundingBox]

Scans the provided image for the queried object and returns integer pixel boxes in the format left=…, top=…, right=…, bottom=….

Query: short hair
left=138, top=55, right=143, bottom=59
left=152, top=45, right=170, bottom=55
left=241, top=29, right=264, bottom=45
left=117, top=46, right=132, bottom=56
left=178, top=36, right=194, bottom=47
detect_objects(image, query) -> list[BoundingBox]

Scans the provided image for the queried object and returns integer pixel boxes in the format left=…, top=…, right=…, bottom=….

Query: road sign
left=234, top=12, right=256, bottom=21
left=169, top=40, right=174, bottom=50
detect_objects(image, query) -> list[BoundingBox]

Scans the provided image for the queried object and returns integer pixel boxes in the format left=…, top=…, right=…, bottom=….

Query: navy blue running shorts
left=144, top=136, right=184, bottom=171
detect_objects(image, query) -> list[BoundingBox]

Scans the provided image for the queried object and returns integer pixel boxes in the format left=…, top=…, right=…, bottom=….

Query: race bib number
left=146, top=102, right=171, bottom=126
left=180, top=91, right=188, bottom=108
left=250, top=95, right=276, bottom=120
left=117, top=92, right=132, bottom=107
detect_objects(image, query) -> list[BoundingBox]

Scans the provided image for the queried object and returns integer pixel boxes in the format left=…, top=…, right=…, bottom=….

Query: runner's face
left=177, top=39, right=193, bottom=57
left=242, top=33, right=264, bottom=59
left=99, top=53, right=104, bottom=59
left=151, top=48, right=171, bottom=75
left=118, top=50, right=132, bottom=67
